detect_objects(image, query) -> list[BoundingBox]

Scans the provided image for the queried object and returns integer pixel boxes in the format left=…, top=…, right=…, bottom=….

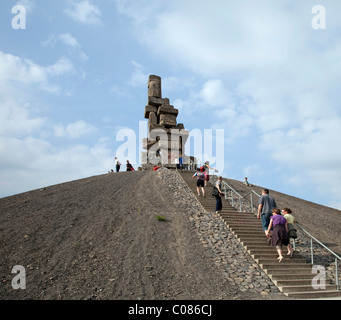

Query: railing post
left=336, top=258, right=339, bottom=291
left=250, top=192, right=253, bottom=212
left=310, top=238, right=314, bottom=265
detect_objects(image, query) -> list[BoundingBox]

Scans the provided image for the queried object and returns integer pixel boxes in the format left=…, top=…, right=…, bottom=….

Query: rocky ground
left=1, top=169, right=339, bottom=300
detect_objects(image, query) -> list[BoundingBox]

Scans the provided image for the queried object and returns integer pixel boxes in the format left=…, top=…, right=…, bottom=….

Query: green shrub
left=156, top=215, right=166, bottom=222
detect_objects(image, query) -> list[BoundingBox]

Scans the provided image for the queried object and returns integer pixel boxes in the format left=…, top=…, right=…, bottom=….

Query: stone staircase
left=179, top=171, right=341, bottom=299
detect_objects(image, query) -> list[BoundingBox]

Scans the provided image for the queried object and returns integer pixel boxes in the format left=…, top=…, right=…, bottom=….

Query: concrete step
left=286, top=290, right=341, bottom=299
left=233, top=233, right=265, bottom=239
left=256, top=258, right=307, bottom=265
left=238, top=235, right=268, bottom=240
left=281, top=284, right=337, bottom=293
left=221, top=216, right=262, bottom=222
left=224, top=220, right=260, bottom=225
left=225, top=221, right=260, bottom=226
left=224, top=222, right=259, bottom=227
left=220, top=212, right=254, bottom=216
left=231, top=230, right=263, bottom=236
left=270, top=273, right=316, bottom=281
left=245, top=245, right=281, bottom=252
left=249, top=247, right=288, bottom=253
left=223, top=220, right=260, bottom=226
left=261, top=263, right=311, bottom=270
left=251, top=253, right=293, bottom=260
left=232, top=230, right=265, bottom=236
left=221, top=216, right=258, bottom=221
left=265, top=268, right=314, bottom=275
left=274, top=279, right=325, bottom=287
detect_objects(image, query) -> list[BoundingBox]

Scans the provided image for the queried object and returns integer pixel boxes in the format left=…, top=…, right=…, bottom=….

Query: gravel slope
left=2, top=170, right=338, bottom=301
left=1, top=171, right=248, bottom=300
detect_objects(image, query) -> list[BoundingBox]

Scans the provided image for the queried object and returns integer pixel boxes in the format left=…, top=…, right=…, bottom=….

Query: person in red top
left=126, top=160, right=135, bottom=171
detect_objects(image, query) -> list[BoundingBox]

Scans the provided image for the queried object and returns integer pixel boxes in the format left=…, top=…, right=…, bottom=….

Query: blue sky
left=1, top=0, right=341, bottom=210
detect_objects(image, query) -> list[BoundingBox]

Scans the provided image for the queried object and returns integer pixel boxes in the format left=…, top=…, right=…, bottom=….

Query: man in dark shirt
left=257, top=189, right=277, bottom=236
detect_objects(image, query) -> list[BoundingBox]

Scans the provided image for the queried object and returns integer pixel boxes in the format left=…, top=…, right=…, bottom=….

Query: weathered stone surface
left=142, top=138, right=158, bottom=150
left=148, top=127, right=168, bottom=140
left=157, top=106, right=178, bottom=117
left=148, top=112, right=158, bottom=132
left=144, top=105, right=158, bottom=119
left=160, top=114, right=177, bottom=127
left=149, top=111, right=157, bottom=124
left=148, top=75, right=161, bottom=98
left=148, top=96, right=166, bottom=106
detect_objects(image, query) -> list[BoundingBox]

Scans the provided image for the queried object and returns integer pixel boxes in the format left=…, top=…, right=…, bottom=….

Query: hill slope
left=1, top=170, right=253, bottom=300
left=2, top=170, right=340, bottom=300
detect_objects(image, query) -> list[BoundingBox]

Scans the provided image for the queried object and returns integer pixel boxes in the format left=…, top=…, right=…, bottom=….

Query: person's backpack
left=197, top=172, right=205, bottom=180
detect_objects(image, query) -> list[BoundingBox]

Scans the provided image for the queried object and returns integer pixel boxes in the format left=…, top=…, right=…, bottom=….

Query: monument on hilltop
left=142, top=75, right=190, bottom=169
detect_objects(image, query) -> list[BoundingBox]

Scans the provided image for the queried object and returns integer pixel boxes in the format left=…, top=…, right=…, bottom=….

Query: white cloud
left=41, top=34, right=58, bottom=48
left=59, top=33, right=80, bottom=48
left=46, top=56, right=75, bottom=76
left=42, top=33, right=89, bottom=63
left=0, top=50, right=110, bottom=197
left=53, top=120, right=97, bottom=139
left=65, top=0, right=102, bottom=25
left=111, top=61, right=149, bottom=97
left=0, top=52, right=74, bottom=141
left=199, top=79, right=234, bottom=108
left=59, top=33, right=89, bottom=62
left=113, top=0, right=341, bottom=208
left=0, top=51, right=75, bottom=93
left=127, top=61, right=149, bottom=87
left=0, top=98, right=45, bottom=138
left=0, top=136, right=113, bottom=197
left=162, top=76, right=196, bottom=94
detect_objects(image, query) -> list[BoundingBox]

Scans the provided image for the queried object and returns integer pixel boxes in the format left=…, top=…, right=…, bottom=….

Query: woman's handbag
left=288, top=224, right=297, bottom=239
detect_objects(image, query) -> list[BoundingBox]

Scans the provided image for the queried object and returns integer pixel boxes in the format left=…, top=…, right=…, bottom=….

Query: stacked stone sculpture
left=142, top=75, right=189, bottom=168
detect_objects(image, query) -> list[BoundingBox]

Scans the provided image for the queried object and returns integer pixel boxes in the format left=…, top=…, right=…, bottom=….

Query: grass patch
left=156, top=215, right=166, bottom=222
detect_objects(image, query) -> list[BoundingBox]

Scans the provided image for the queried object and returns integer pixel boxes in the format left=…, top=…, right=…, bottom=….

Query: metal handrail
left=220, top=179, right=260, bottom=213
left=296, top=223, right=341, bottom=290
left=295, top=224, right=341, bottom=261
left=242, top=189, right=261, bottom=213
left=210, top=172, right=340, bottom=291
left=221, top=180, right=243, bottom=212
left=240, top=185, right=341, bottom=291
